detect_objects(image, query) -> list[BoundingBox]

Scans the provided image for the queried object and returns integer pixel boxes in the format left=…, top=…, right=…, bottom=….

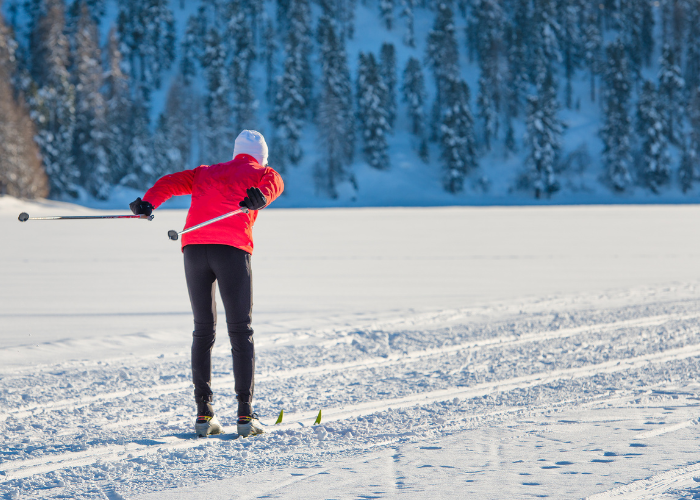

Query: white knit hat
left=233, top=130, right=268, bottom=166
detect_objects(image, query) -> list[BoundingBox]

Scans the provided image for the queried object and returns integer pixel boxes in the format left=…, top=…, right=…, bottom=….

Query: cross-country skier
left=129, top=130, right=284, bottom=437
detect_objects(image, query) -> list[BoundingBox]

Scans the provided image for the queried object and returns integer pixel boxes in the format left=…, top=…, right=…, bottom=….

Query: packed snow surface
left=2, top=198, right=700, bottom=499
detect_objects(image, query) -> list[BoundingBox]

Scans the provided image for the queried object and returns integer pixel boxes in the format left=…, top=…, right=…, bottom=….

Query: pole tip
left=18, top=212, right=29, bottom=222
left=167, top=230, right=179, bottom=241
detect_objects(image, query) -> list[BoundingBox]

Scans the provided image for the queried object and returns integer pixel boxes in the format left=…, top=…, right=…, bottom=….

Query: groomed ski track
left=3, top=295, right=700, bottom=499
left=6, top=310, right=697, bottom=422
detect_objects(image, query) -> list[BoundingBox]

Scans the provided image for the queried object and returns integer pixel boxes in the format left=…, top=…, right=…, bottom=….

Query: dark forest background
left=0, top=0, right=699, bottom=202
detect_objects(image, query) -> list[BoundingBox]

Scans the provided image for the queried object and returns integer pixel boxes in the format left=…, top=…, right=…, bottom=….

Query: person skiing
left=129, top=130, right=284, bottom=437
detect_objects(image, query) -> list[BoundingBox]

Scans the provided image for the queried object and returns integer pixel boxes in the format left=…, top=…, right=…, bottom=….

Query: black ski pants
left=184, top=244, right=254, bottom=413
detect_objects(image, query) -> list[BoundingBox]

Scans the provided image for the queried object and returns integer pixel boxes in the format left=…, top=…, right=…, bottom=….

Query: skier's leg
left=183, top=245, right=218, bottom=403
left=208, top=245, right=255, bottom=417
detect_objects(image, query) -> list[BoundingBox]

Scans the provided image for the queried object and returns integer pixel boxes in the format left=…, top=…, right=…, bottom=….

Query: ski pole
left=18, top=212, right=154, bottom=222
left=167, top=207, right=249, bottom=241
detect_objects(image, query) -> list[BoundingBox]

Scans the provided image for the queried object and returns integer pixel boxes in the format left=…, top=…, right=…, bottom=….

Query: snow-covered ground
left=2, top=197, right=700, bottom=499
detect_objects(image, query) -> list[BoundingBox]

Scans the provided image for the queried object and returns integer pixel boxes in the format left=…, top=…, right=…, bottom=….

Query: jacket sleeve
left=258, top=166, right=284, bottom=207
left=142, top=168, right=197, bottom=209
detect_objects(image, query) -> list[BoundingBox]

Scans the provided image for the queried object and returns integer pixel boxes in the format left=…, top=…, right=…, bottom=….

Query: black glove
left=239, top=187, right=267, bottom=211
left=129, top=197, right=154, bottom=216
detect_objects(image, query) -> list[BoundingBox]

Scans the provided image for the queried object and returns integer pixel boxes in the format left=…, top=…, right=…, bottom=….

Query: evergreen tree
left=691, top=86, right=700, bottom=165
left=465, top=0, right=478, bottom=63
left=247, top=0, right=264, bottom=43
left=124, top=95, right=155, bottom=187
left=5, top=0, right=20, bottom=28
left=440, top=78, right=477, bottom=193
left=0, top=11, right=48, bottom=199
left=601, top=0, right=618, bottom=30
left=658, top=42, right=685, bottom=145
left=530, top=0, right=560, bottom=87
left=684, top=0, right=700, bottom=96
left=72, top=2, right=109, bottom=199
left=316, top=17, right=354, bottom=197
left=661, top=0, right=687, bottom=54
left=277, top=0, right=291, bottom=32
left=117, top=0, right=176, bottom=95
left=331, top=0, right=356, bottom=41
left=425, top=1, right=459, bottom=92
left=227, top=1, right=257, bottom=133
left=159, top=87, right=197, bottom=179
left=682, top=86, right=700, bottom=192
left=473, top=0, right=504, bottom=149
left=30, top=0, right=78, bottom=197
left=558, top=0, right=582, bottom=109
left=288, top=0, right=312, bottom=103
left=636, top=80, right=670, bottom=193
left=152, top=114, right=175, bottom=180
left=402, top=57, right=426, bottom=137
left=523, top=70, right=562, bottom=198
left=504, top=116, right=516, bottom=155
left=679, top=144, right=695, bottom=193
left=380, top=0, right=394, bottom=30
left=226, top=0, right=255, bottom=69
left=401, top=0, right=415, bottom=47
left=619, top=0, right=654, bottom=81
left=24, top=0, right=47, bottom=51
left=504, top=0, right=530, bottom=117
left=84, top=0, right=105, bottom=22
left=232, top=58, right=256, bottom=133
left=106, top=24, right=152, bottom=191
left=104, top=28, right=135, bottom=186
left=600, top=39, right=632, bottom=191
left=425, top=2, right=459, bottom=136
left=158, top=75, right=197, bottom=174
left=357, top=52, right=390, bottom=170
left=581, top=3, right=602, bottom=102
left=201, top=27, right=233, bottom=165
left=640, top=0, right=655, bottom=67
left=270, top=0, right=312, bottom=167
left=379, top=42, right=397, bottom=130
left=263, top=17, right=277, bottom=103
left=180, top=7, right=206, bottom=86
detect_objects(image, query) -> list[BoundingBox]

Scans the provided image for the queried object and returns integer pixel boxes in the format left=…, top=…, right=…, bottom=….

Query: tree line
left=0, top=0, right=699, bottom=200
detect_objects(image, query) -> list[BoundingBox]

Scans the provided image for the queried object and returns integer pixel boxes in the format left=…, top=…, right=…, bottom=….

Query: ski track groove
left=586, top=461, right=700, bottom=499
left=4, top=311, right=696, bottom=421
left=632, top=419, right=698, bottom=440
left=4, top=339, right=700, bottom=481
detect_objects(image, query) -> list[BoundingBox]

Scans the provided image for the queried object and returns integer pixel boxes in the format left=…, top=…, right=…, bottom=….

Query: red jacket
left=143, top=154, right=284, bottom=253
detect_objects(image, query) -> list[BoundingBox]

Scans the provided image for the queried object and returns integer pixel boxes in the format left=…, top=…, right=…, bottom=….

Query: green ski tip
left=275, top=409, right=284, bottom=425
left=313, top=410, right=322, bottom=425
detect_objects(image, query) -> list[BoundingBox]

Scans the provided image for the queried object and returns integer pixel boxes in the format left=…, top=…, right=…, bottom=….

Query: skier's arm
left=257, top=166, right=284, bottom=207
left=142, top=168, right=197, bottom=209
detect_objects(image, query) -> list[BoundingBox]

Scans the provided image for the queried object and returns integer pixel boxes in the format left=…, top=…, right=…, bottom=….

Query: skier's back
left=130, top=130, right=284, bottom=437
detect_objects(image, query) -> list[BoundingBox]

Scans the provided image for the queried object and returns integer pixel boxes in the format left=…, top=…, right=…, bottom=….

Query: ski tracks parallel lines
left=586, top=461, right=700, bottom=499
left=5, top=339, right=700, bottom=482
left=272, top=342, right=700, bottom=431
left=633, top=419, right=698, bottom=440
left=5, top=312, right=697, bottom=421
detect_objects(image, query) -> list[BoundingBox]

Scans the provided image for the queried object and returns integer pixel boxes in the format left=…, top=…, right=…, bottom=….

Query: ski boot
left=194, top=397, right=224, bottom=437
left=237, top=413, right=264, bottom=437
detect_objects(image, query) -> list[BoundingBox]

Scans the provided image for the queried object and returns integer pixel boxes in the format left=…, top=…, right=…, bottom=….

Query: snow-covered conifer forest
left=1, top=0, right=700, bottom=206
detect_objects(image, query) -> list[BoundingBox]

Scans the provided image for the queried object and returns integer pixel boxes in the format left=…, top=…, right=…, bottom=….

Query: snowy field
left=2, top=197, right=700, bottom=499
